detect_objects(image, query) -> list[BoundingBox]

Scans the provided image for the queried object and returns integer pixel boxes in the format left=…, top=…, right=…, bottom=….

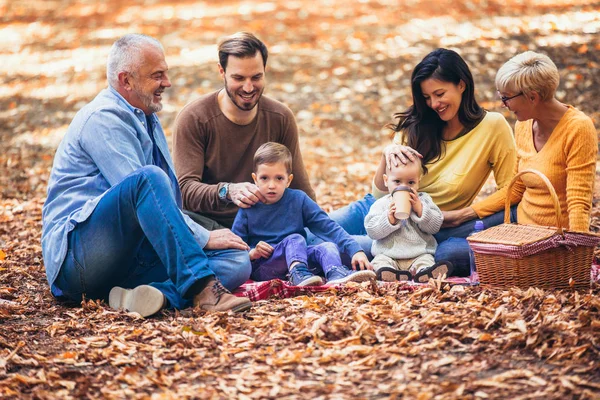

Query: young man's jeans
left=319, top=193, right=518, bottom=276
left=251, top=234, right=341, bottom=281
left=52, top=166, right=251, bottom=309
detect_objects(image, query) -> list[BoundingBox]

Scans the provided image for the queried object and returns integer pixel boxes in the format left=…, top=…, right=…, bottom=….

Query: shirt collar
left=107, top=86, right=156, bottom=122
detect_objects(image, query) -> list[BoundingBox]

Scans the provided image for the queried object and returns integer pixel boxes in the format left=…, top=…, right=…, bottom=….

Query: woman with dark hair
left=329, top=48, right=517, bottom=276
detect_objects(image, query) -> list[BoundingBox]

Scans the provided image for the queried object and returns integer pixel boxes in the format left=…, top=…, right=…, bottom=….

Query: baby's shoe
left=326, top=266, right=376, bottom=285
left=289, top=263, right=324, bottom=286
left=375, top=267, right=412, bottom=282
left=413, top=261, right=454, bottom=283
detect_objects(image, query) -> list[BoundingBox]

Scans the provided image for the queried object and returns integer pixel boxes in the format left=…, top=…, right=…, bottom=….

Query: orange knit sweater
left=472, top=106, right=597, bottom=232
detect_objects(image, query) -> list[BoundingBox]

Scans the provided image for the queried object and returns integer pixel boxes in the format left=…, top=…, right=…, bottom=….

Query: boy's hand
left=351, top=251, right=372, bottom=271
left=388, top=202, right=398, bottom=225
left=409, top=190, right=422, bottom=218
left=249, top=241, right=274, bottom=261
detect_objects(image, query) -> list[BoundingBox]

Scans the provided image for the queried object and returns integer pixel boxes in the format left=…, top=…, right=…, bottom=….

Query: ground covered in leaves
left=1, top=0, right=600, bottom=398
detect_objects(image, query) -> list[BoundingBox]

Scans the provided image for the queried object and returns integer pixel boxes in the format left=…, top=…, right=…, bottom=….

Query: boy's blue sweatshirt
left=232, top=188, right=362, bottom=257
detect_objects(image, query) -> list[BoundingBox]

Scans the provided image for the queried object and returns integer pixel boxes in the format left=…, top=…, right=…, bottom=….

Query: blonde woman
left=445, top=51, right=597, bottom=232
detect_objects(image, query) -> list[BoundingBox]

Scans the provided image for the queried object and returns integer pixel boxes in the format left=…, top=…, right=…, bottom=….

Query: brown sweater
left=173, top=90, right=316, bottom=227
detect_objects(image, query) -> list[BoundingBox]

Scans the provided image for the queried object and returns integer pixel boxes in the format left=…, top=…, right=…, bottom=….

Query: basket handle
left=504, top=169, right=563, bottom=234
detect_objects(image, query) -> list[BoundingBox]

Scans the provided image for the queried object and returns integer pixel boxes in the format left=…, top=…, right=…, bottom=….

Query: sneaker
left=413, top=261, right=454, bottom=283
left=193, top=278, right=252, bottom=313
left=326, top=266, right=376, bottom=285
left=289, top=263, right=324, bottom=286
left=108, top=285, right=165, bottom=317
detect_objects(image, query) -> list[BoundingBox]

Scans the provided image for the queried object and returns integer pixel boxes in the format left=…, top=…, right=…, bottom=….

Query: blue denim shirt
left=42, top=87, right=210, bottom=289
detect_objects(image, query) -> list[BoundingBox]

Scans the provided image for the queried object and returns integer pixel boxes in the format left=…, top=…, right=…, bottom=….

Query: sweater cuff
left=344, top=241, right=364, bottom=258
left=471, top=202, right=487, bottom=219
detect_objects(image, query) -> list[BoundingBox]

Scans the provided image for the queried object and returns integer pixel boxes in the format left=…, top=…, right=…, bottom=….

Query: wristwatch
left=218, top=183, right=231, bottom=203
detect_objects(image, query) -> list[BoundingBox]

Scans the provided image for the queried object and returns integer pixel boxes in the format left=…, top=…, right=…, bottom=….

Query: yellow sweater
left=472, top=106, right=596, bottom=232
left=373, top=112, right=517, bottom=211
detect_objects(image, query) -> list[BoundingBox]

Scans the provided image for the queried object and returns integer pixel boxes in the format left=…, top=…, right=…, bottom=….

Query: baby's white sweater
left=364, top=193, right=443, bottom=259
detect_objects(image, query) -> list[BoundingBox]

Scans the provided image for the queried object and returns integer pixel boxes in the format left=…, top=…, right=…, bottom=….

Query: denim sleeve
left=80, top=108, right=211, bottom=248
left=79, top=109, right=146, bottom=187
left=302, top=195, right=362, bottom=256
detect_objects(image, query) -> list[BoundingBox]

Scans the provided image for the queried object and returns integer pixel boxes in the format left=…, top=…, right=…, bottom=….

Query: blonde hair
left=253, top=142, right=292, bottom=174
left=495, top=51, right=560, bottom=101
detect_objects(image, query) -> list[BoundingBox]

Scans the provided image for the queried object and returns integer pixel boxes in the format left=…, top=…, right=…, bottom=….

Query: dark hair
left=388, top=48, right=484, bottom=171
left=218, top=32, right=268, bottom=71
left=253, top=142, right=292, bottom=174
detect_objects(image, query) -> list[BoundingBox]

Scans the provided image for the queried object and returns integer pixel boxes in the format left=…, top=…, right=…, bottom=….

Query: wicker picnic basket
left=467, top=169, right=600, bottom=290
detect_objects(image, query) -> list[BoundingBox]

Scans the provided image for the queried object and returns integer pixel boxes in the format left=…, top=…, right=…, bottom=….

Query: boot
left=193, top=278, right=252, bottom=312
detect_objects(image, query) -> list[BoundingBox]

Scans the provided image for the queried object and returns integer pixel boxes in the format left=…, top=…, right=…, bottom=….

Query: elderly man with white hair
left=42, top=34, right=252, bottom=316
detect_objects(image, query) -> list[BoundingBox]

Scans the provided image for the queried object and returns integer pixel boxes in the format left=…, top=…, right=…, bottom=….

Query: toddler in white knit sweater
left=364, top=158, right=453, bottom=283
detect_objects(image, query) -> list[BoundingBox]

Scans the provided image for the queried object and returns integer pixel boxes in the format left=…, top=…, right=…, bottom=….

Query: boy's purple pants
left=251, top=233, right=342, bottom=281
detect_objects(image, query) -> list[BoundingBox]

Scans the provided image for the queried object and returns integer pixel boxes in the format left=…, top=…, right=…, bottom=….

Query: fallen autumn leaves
left=1, top=203, right=600, bottom=399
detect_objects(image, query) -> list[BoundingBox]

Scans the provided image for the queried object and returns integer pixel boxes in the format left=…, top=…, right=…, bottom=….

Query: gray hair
left=495, top=51, right=560, bottom=101
left=106, top=34, right=163, bottom=89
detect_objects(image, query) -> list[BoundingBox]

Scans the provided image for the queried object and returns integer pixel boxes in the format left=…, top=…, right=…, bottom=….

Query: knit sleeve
left=488, top=115, right=517, bottom=189
left=472, top=120, right=523, bottom=218
left=231, top=209, right=249, bottom=245
left=410, top=193, right=443, bottom=234
left=302, top=194, right=362, bottom=256
left=563, top=116, right=597, bottom=231
left=364, top=196, right=402, bottom=240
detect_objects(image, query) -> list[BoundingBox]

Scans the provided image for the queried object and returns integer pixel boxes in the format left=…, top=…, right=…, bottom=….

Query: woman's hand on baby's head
left=384, top=144, right=423, bottom=169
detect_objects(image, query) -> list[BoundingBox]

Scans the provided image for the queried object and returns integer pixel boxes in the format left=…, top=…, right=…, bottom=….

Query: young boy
left=364, top=158, right=453, bottom=283
left=232, top=142, right=375, bottom=286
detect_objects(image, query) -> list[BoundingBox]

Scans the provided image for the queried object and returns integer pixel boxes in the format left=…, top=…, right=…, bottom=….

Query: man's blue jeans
left=321, top=193, right=518, bottom=276
left=251, top=233, right=341, bottom=281
left=52, top=166, right=251, bottom=309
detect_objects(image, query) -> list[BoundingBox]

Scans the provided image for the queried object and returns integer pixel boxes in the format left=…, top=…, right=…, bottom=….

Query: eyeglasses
left=498, top=91, right=523, bottom=106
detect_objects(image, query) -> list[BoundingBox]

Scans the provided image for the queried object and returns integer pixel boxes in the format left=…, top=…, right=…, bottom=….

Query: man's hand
left=409, top=190, right=422, bottom=218
left=351, top=251, right=372, bottom=271
left=228, top=182, right=267, bottom=208
left=205, top=229, right=249, bottom=251
left=249, top=241, right=274, bottom=261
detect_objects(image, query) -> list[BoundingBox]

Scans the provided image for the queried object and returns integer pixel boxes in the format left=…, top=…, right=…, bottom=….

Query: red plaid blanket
left=233, top=263, right=600, bottom=302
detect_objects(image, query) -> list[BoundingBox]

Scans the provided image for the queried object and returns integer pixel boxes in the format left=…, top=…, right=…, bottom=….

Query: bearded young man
left=173, top=32, right=316, bottom=230
left=42, top=34, right=252, bottom=317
